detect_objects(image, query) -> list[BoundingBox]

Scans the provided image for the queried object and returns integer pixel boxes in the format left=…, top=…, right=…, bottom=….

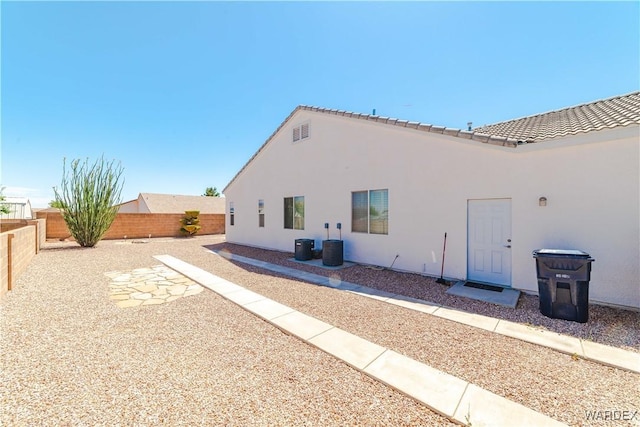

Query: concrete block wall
left=0, top=233, right=8, bottom=298
left=37, top=211, right=73, bottom=240
left=0, top=220, right=28, bottom=233
left=27, top=219, right=46, bottom=253
left=104, top=213, right=225, bottom=239
left=0, top=222, right=40, bottom=300
left=36, top=211, right=225, bottom=240
left=9, top=226, right=37, bottom=284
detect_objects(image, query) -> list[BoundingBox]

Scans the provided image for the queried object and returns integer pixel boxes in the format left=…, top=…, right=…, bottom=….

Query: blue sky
left=2, top=1, right=638, bottom=208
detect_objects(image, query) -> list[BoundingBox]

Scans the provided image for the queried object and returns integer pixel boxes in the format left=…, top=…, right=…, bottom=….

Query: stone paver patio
left=105, top=265, right=204, bottom=308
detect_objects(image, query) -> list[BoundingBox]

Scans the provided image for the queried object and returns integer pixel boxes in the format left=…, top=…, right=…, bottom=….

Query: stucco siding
left=117, top=199, right=141, bottom=213
left=225, top=110, right=640, bottom=309
left=511, top=130, right=639, bottom=308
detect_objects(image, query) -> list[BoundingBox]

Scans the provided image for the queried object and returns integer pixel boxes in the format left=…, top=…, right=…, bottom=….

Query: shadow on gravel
left=40, top=245, right=92, bottom=252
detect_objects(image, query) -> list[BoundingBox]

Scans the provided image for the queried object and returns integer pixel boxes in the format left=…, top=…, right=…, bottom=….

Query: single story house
left=223, top=92, right=640, bottom=310
left=118, top=193, right=226, bottom=214
left=0, top=197, right=33, bottom=220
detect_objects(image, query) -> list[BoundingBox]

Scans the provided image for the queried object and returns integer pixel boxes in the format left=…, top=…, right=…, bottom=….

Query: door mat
left=446, top=281, right=520, bottom=308
left=464, top=282, right=504, bottom=292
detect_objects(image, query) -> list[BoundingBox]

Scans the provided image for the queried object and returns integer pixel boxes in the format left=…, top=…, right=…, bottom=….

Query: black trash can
left=322, top=240, right=343, bottom=266
left=532, top=249, right=594, bottom=323
left=294, top=239, right=314, bottom=261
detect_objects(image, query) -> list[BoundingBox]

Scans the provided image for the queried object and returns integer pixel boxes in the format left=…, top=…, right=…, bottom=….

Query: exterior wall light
left=539, top=197, right=547, bottom=207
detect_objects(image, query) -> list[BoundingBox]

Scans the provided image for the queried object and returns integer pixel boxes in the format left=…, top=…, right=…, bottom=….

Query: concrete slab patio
left=445, top=280, right=521, bottom=308
left=289, top=257, right=357, bottom=270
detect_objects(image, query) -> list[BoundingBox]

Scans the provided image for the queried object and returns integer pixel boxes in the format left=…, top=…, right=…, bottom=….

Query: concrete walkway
left=210, top=250, right=640, bottom=375
left=154, top=254, right=567, bottom=427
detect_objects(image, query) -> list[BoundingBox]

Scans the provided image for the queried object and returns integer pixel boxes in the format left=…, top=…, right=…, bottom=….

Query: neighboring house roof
left=33, top=207, right=61, bottom=213
left=473, top=91, right=640, bottom=143
left=224, top=92, right=640, bottom=193
left=1, top=197, right=33, bottom=219
left=3, top=197, right=30, bottom=205
left=135, top=193, right=225, bottom=214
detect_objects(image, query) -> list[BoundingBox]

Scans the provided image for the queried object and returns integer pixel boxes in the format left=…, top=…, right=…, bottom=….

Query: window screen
left=284, top=196, right=304, bottom=230
left=293, top=196, right=304, bottom=230
left=351, top=189, right=388, bottom=234
left=258, top=199, right=264, bottom=228
left=351, top=191, right=368, bottom=233
left=369, top=189, right=388, bottom=234
left=284, top=197, right=293, bottom=229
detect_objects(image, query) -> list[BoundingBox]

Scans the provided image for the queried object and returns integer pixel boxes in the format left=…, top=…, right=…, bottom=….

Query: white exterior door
left=467, top=199, right=512, bottom=287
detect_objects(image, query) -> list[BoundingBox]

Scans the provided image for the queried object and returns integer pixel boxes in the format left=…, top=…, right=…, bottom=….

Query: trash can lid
left=532, top=249, right=591, bottom=258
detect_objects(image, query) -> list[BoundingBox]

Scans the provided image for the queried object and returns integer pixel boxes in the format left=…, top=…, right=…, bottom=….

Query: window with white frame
left=352, top=189, right=388, bottom=234
left=258, top=199, right=264, bottom=227
left=292, top=122, right=310, bottom=142
left=284, top=196, right=304, bottom=230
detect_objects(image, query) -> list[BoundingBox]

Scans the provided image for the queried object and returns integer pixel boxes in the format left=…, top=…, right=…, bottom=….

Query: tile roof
left=295, top=105, right=521, bottom=148
left=473, top=92, right=640, bottom=143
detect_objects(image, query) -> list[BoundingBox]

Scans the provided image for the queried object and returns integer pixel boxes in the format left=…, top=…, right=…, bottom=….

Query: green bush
left=203, top=187, right=220, bottom=197
left=0, top=186, right=10, bottom=215
left=53, top=157, right=124, bottom=247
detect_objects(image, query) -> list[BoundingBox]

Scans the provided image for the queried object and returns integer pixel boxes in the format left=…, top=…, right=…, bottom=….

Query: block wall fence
left=36, top=211, right=226, bottom=240
left=0, top=219, right=45, bottom=299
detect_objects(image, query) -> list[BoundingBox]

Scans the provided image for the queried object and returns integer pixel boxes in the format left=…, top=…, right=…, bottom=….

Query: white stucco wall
left=224, top=110, right=640, bottom=309
left=118, top=196, right=151, bottom=213
left=118, top=199, right=141, bottom=213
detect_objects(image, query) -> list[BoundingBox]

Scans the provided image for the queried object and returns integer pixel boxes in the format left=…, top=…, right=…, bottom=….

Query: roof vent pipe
left=467, top=122, right=473, bottom=131
left=372, top=108, right=376, bottom=116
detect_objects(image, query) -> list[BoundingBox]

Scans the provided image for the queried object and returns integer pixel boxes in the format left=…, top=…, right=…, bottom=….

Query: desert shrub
left=53, top=157, right=124, bottom=247
left=180, top=210, right=201, bottom=236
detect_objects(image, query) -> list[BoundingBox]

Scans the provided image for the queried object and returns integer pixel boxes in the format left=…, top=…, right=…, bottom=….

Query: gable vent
left=292, top=122, right=310, bottom=142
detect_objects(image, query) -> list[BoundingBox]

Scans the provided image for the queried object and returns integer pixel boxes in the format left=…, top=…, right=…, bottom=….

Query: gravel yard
left=1, top=235, right=639, bottom=426
left=208, top=242, right=640, bottom=353
left=1, top=236, right=451, bottom=426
